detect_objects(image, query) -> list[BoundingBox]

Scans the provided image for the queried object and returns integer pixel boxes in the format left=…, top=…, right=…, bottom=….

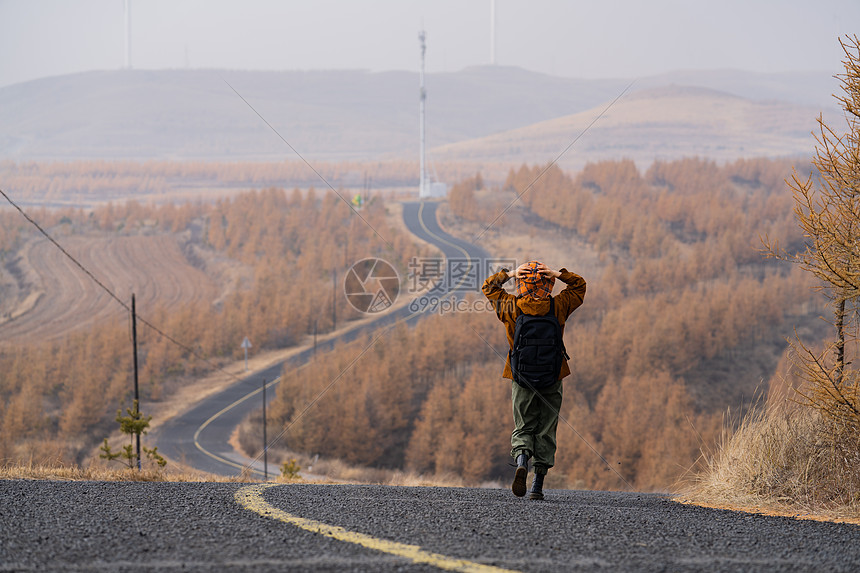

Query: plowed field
left=0, top=235, right=218, bottom=345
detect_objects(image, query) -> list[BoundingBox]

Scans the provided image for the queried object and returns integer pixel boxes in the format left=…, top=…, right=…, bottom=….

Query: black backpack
left=509, top=297, right=569, bottom=390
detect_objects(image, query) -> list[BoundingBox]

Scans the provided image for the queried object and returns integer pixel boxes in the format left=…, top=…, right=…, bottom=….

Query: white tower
left=418, top=29, right=447, bottom=200
left=490, top=0, right=496, bottom=65
left=418, top=29, right=427, bottom=198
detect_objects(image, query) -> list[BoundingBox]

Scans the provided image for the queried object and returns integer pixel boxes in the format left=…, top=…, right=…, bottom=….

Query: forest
left=0, top=155, right=822, bottom=491
left=0, top=186, right=420, bottom=463
left=249, top=156, right=821, bottom=490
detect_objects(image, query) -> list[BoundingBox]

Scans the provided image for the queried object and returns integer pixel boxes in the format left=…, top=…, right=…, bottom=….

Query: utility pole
left=332, top=269, right=337, bottom=330
left=262, top=378, right=268, bottom=481
left=131, top=293, right=141, bottom=471
left=418, top=28, right=426, bottom=198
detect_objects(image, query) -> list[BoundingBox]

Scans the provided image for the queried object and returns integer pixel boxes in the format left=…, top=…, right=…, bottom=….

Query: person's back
left=482, top=260, right=586, bottom=499
left=509, top=296, right=567, bottom=390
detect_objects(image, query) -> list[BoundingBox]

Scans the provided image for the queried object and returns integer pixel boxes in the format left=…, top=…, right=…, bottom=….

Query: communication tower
left=491, top=0, right=496, bottom=65
left=418, top=29, right=447, bottom=199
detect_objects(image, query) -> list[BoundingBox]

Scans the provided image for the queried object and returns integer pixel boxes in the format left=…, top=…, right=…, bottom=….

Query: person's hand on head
left=515, top=262, right=533, bottom=280
left=537, top=263, right=561, bottom=279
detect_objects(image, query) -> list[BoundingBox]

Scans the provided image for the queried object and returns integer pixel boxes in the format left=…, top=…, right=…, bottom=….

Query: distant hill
left=432, top=85, right=837, bottom=170
left=0, top=66, right=840, bottom=165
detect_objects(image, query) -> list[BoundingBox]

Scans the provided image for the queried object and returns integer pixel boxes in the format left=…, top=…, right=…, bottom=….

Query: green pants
left=510, top=379, right=563, bottom=475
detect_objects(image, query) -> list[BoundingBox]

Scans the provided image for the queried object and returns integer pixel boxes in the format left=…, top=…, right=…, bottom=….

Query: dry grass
left=678, top=399, right=860, bottom=525
left=0, top=460, right=257, bottom=482
left=1, top=457, right=473, bottom=488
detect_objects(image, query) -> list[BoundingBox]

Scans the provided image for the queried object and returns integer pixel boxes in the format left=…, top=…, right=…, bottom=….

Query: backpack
left=509, top=297, right=569, bottom=390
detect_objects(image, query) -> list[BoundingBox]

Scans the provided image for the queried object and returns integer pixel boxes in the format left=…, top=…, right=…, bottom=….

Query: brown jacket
left=482, top=268, right=586, bottom=380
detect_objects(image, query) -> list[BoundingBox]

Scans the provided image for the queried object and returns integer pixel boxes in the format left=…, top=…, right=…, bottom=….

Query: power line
left=220, top=76, right=395, bottom=252
left=1, top=187, right=128, bottom=310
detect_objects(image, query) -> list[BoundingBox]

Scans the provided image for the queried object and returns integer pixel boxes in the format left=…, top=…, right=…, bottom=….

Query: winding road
left=154, top=201, right=488, bottom=477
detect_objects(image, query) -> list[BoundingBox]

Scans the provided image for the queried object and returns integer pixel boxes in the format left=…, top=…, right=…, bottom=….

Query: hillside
left=432, top=85, right=833, bottom=170
left=0, top=234, right=221, bottom=345
left=0, top=67, right=838, bottom=164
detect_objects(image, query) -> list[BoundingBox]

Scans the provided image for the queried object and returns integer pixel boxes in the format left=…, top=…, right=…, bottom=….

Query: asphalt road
left=3, top=480, right=859, bottom=572
left=153, top=201, right=488, bottom=477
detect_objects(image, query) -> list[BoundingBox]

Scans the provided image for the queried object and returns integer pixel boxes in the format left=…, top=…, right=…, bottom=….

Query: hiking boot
left=528, top=473, right=545, bottom=500
left=511, top=452, right=529, bottom=497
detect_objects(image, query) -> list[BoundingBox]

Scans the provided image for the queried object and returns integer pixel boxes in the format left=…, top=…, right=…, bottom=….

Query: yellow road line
left=235, top=484, right=521, bottom=573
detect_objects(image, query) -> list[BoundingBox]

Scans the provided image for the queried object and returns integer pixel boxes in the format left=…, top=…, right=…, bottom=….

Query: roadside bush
left=690, top=398, right=860, bottom=512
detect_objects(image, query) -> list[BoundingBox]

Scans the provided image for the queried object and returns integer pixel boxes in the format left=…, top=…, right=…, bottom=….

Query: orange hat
left=515, top=260, right=555, bottom=300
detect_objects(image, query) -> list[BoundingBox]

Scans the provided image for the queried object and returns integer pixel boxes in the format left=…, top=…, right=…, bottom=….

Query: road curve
left=3, top=480, right=859, bottom=572
left=154, top=201, right=488, bottom=477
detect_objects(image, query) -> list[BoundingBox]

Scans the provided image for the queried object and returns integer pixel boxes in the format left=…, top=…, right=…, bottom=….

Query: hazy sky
left=1, top=0, right=857, bottom=87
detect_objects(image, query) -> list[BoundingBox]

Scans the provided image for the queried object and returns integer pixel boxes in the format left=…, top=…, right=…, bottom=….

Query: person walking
left=482, top=260, right=586, bottom=499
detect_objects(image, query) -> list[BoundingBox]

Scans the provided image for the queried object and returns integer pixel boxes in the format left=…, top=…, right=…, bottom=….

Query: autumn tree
left=448, top=173, right=482, bottom=221
left=764, top=36, right=860, bottom=428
